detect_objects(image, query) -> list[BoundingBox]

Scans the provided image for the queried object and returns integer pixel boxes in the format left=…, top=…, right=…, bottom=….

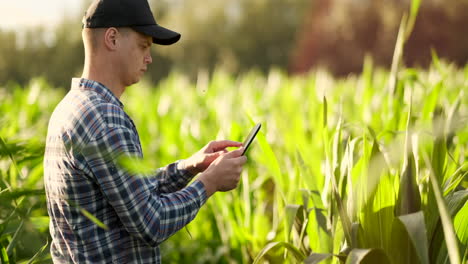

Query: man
left=44, top=0, right=247, bottom=263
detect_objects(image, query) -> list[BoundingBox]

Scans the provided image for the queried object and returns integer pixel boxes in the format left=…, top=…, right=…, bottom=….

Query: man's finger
left=223, top=147, right=244, bottom=158
left=209, top=140, right=242, bottom=151
left=206, top=151, right=224, bottom=160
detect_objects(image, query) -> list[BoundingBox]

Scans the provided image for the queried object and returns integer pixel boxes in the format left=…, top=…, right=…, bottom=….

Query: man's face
left=117, top=29, right=153, bottom=86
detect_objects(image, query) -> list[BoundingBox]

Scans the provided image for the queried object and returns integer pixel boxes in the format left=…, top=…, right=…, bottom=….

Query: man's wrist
left=197, top=173, right=216, bottom=197
left=177, top=160, right=199, bottom=176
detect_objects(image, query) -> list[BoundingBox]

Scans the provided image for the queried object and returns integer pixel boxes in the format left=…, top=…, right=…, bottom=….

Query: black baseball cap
left=82, top=0, right=180, bottom=45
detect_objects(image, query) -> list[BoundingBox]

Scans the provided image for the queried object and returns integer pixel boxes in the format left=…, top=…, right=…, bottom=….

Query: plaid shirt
left=44, top=78, right=208, bottom=263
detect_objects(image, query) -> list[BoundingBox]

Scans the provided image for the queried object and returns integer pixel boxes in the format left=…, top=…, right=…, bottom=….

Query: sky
left=0, top=0, right=83, bottom=31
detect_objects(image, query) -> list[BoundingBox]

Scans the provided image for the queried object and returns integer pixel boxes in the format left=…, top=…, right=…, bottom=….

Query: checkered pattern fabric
left=44, top=78, right=207, bottom=263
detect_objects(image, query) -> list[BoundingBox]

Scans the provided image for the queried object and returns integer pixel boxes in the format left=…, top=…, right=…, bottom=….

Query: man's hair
left=82, top=27, right=133, bottom=53
left=82, top=28, right=105, bottom=54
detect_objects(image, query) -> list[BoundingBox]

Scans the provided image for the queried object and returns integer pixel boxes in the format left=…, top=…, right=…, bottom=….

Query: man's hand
left=197, top=147, right=247, bottom=197
left=181, top=140, right=243, bottom=175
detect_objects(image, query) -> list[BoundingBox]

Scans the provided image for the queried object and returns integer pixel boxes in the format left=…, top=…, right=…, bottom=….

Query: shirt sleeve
left=151, top=161, right=196, bottom=193
left=82, top=125, right=208, bottom=246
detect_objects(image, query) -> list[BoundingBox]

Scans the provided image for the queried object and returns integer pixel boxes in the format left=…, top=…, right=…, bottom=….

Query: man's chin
left=127, top=77, right=141, bottom=87
left=135, top=72, right=146, bottom=83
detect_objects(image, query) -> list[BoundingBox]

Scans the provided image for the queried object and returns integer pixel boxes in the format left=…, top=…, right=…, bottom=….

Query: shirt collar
left=71, top=78, right=124, bottom=109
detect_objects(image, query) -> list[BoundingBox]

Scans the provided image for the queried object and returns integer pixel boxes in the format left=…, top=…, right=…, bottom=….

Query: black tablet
left=242, top=123, right=261, bottom=155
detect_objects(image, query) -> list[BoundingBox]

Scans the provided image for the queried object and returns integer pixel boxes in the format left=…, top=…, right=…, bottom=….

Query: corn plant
left=1, top=4, right=467, bottom=261
left=0, top=62, right=466, bottom=264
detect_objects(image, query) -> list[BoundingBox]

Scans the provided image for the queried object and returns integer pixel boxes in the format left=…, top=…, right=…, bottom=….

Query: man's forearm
left=152, top=161, right=196, bottom=193
left=177, top=159, right=199, bottom=176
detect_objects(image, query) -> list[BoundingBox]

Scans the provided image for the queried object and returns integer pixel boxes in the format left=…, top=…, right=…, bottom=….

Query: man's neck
left=81, top=60, right=125, bottom=99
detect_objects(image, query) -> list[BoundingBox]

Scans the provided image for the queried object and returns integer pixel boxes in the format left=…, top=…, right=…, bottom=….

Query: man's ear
left=103, top=27, right=119, bottom=51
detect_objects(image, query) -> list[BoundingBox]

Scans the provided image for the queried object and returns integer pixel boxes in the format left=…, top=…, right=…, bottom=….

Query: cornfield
left=1, top=53, right=467, bottom=263
left=1, top=2, right=467, bottom=263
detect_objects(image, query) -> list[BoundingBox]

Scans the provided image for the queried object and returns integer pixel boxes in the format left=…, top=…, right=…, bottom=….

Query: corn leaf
left=345, top=248, right=390, bottom=264
left=26, top=239, right=49, bottom=264
left=6, top=219, right=24, bottom=256
left=396, top=88, right=421, bottom=216
left=284, top=204, right=304, bottom=243
left=446, top=190, right=468, bottom=216
left=80, top=209, right=109, bottom=231
left=117, top=156, right=156, bottom=176
left=405, top=0, right=421, bottom=41
left=454, top=201, right=468, bottom=246
left=30, top=217, right=50, bottom=231
left=253, top=241, right=305, bottom=264
left=323, top=96, right=327, bottom=128
left=431, top=109, right=447, bottom=184
left=424, top=153, right=461, bottom=264
left=444, top=164, right=468, bottom=195
left=395, top=150, right=421, bottom=216
left=304, top=253, right=333, bottom=264
left=1, top=245, right=9, bottom=264
left=388, top=15, right=406, bottom=95
left=329, top=118, right=353, bottom=246
left=397, top=211, right=430, bottom=264
left=429, top=190, right=468, bottom=263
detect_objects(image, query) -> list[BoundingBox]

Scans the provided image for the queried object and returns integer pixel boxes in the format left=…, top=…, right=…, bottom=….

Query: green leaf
left=431, top=108, right=447, bottom=183
left=256, top=127, right=283, bottom=188
left=323, top=96, right=327, bottom=128
left=445, top=85, right=463, bottom=142
left=429, top=190, right=468, bottom=263
left=304, top=253, right=333, bottom=264
left=30, top=216, right=50, bottom=231
left=446, top=190, right=468, bottom=216
left=397, top=211, right=430, bottom=264
left=405, top=0, right=422, bottom=41
left=26, top=240, right=49, bottom=264
left=388, top=15, right=407, bottom=95
left=410, top=0, right=421, bottom=20
left=345, top=248, right=390, bottom=264
left=284, top=204, right=304, bottom=243
left=364, top=133, right=386, bottom=204
left=359, top=206, right=395, bottom=257
left=351, top=222, right=360, bottom=249
left=6, top=219, right=24, bottom=256
left=421, top=80, right=442, bottom=122
left=80, top=209, right=109, bottom=230
left=454, top=201, right=468, bottom=245
left=1, top=245, right=9, bottom=264
left=0, top=136, right=25, bottom=180
left=253, top=241, right=305, bottom=264
left=395, top=150, right=421, bottom=216
left=0, top=188, right=44, bottom=201
left=117, top=156, right=156, bottom=175
left=307, top=203, right=331, bottom=253
left=423, top=152, right=461, bottom=264
left=396, top=87, right=421, bottom=216
left=444, top=164, right=468, bottom=195
left=300, top=189, right=310, bottom=211
left=328, top=118, right=353, bottom=246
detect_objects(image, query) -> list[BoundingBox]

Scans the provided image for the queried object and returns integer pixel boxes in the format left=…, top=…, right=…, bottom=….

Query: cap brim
left=131, top=24, right=181, bottom=45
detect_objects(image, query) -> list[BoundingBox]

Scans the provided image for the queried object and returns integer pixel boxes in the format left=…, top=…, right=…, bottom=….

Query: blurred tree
left=1, top=0, right=468, bottom=88
left=290, top=0, right=468, bottom=75
left=405, top=0, right=468, bottom=67
left=0, top=30, right=19, bottom=84
left=153, top=0, right=310, bottom=78
left=0, top=19, right=84, bottom=88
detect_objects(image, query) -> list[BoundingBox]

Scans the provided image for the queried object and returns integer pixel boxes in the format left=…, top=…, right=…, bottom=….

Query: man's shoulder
left=48, top=89, right=131, bottom=141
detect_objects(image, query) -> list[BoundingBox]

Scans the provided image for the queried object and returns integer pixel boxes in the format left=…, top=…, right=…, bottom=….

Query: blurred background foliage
left=1, top=0, right=467, bottom=263
left=0, top=0, right=467, bottom=88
